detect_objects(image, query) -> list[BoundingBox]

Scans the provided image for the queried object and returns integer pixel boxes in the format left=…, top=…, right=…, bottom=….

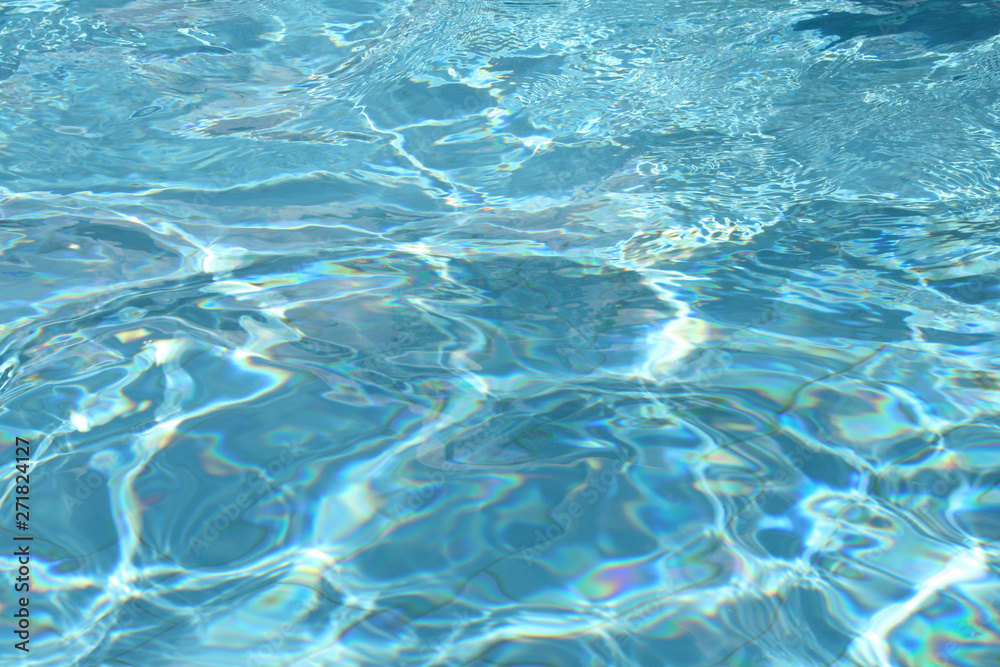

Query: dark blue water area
left=793, top=0, right=1000, bottom=49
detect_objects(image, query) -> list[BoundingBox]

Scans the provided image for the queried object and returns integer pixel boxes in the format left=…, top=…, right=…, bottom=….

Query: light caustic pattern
left=0, top=0, right=999, bottom=665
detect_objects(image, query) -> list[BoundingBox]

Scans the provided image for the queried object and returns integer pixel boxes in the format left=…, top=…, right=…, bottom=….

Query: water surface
left=1, top=1, right=999, bottom=666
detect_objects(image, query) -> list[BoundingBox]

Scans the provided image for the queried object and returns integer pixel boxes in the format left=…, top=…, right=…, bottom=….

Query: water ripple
left=2, top=1, right=1000, bottom=666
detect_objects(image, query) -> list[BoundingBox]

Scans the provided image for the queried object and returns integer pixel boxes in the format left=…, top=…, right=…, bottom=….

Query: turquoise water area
left=1, top=0, right=999, bottom=665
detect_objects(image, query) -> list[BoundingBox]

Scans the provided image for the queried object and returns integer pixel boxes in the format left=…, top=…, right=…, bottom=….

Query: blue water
left=1, top=0, right=1000, bottom=665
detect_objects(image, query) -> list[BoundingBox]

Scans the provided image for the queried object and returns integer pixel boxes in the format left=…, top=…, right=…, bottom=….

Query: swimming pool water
left=1, top=0, right=999, bottom=665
